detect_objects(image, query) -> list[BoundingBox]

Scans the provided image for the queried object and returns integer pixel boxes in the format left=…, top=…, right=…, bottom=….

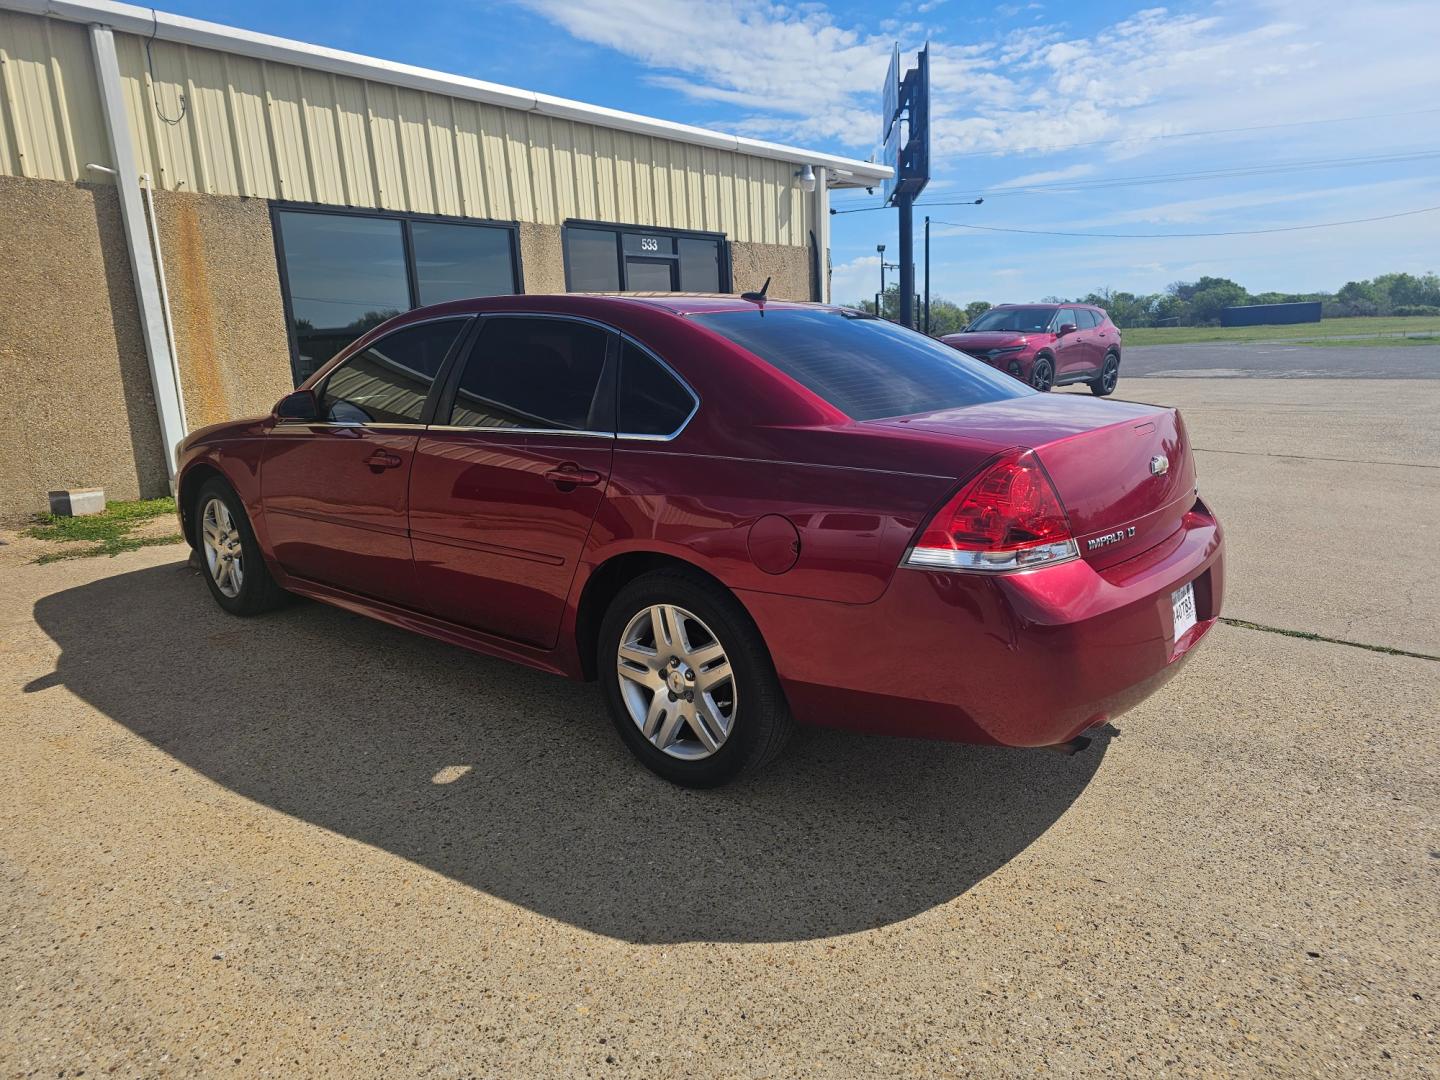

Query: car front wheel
left=598, top=569, right=793, bottom=787
left=194, top=477, right=287, bottom=615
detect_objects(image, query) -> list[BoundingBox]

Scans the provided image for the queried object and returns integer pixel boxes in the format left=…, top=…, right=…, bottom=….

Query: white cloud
left=516, top=0, right=890, bottom=147
left=830, top=254, right=883, bottom=306
left=996, top=163, right=1096, bottom=188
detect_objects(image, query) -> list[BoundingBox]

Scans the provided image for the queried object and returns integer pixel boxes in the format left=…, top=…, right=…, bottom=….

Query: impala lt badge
left=1087, top=526, right=1137, bottom=552
left=1150, top=455, right=1170, bottom=476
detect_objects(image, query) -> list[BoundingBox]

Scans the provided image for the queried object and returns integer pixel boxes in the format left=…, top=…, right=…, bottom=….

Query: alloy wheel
left=616, top=604, right=737, bottom=760
left=1102, top=356, right=1119, bottom=393
left=1031, top=360, right=1054, bottom=392
left=201, top=497, right=244, bottom=599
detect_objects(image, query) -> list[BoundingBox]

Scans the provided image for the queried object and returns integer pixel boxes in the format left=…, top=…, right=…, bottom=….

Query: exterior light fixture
left=795, top=164, right=817, bottom=193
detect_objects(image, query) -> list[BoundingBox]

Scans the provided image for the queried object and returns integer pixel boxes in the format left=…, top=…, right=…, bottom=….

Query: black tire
left=1090, top=352, right=1120, bottom=397
left=598, top=569, right=794, bottom=787
left=193, top=477, right=287, bottom=616
left=1030, top=356, right=1054, bottom=392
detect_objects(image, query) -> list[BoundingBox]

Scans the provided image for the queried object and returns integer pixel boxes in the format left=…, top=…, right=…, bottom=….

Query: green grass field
left=1121, top=316, right=1440, bottom=347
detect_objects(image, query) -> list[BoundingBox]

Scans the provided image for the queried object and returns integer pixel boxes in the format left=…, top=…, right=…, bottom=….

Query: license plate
left=1171, top=581, right=1198, bottom=642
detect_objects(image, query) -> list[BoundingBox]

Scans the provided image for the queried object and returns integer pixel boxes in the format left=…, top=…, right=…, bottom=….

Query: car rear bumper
left=738, top=501, right=1224, bottom=747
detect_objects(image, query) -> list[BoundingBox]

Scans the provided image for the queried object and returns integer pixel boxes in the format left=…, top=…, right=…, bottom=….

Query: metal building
left=0, top=0, right=888, bottom=519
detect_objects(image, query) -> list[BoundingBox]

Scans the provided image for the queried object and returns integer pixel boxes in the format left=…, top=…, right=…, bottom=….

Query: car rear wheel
left=1091, top=353, right=1120, bottom=397
left=1030, top=357, right=1054, bottom=392
left=598, top=569, right=793, bottom=787
left=194, top=477, right=287, bottom=616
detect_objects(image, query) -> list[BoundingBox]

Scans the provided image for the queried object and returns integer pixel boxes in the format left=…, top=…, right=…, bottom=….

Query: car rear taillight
left=905, top=449, right=1079, bottom=572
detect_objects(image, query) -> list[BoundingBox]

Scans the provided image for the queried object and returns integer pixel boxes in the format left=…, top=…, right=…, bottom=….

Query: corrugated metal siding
left=0, top=12, right=810, bottom=245
left=0, top=11, right=108, bottom=181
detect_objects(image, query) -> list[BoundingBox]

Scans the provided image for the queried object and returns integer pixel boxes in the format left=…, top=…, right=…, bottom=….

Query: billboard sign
left=881, top=43, right=901, bottom=143
left=880, top=44, right=931, bottom=205
left=881, top=119, right=902, bottom=203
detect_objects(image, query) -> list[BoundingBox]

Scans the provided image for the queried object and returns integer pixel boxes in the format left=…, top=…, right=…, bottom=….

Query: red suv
left=942, top=304, right=1121, bottom=395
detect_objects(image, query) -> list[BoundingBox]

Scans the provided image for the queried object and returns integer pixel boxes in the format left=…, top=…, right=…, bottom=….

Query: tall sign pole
left=898, top=192, right=915, bottom=327
left=881, top=44, right=930, bottom=328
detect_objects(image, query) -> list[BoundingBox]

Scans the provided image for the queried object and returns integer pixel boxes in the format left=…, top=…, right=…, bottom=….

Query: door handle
left=365, top=449, right=404, bottom=472
left=544, top=464, right=604, bottom=488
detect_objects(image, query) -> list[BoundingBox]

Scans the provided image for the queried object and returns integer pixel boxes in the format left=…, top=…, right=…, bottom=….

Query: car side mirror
left=274, top=388, right=319, bottom=422
left=1057, top=322, right=1077, bottom=336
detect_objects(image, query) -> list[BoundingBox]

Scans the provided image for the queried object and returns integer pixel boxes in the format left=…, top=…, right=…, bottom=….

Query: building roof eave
left=5, top=0, right=892, bottom=186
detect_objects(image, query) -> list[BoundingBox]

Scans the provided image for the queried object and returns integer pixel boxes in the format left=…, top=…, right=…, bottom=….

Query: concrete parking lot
left=2, top=371, right=1437, bottom=1076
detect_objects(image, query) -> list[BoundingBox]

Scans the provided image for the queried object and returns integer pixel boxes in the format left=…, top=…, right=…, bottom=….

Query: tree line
left=853, top=270, right=1440, bottom=332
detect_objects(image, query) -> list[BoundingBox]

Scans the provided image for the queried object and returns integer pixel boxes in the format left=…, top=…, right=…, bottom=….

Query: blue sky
left=165, top=0, right=1440, bottom=306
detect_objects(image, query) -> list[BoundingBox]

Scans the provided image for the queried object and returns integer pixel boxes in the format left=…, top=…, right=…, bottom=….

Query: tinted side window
left=1078, top=309, right=1100, bottom=329
left=320, top=319, right=466, bottom=424
left=619, top=341, right=695, bottom=436
left=696, top=309, right=1026, bottom=421
left=449, top=317, right=610, bottom=431
left=1057, top=308, right=1080, bottom=329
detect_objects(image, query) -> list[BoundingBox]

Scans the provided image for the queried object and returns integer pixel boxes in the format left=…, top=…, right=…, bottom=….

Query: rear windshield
left=694, top=308, right=1028, bottom=421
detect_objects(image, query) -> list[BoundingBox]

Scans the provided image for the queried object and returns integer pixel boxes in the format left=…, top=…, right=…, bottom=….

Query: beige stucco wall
left=518, top=222, right=567, bottom=294
left=729, top=240, right=812, bottom=302
left=0, top=175, right=168, bottom=523
left=153, top=191, right=293, bottom=430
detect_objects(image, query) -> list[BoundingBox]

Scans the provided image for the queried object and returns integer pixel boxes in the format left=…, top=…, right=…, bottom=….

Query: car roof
left=394, top=292, right=840, bottom=320
left=990, top=302, right=1098, bottom=310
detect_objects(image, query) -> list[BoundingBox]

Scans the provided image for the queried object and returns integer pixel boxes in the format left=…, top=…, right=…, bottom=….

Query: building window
left=562, top=222, right=729, bottom=295
left=274, top=207, right=520, bottom=384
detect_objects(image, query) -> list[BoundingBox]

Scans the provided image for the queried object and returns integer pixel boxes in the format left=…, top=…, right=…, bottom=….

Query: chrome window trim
left=614, top=333, right=700, bottom=443
left=426, top=424, right=615, bottom=439
left=273, top=420, right=429, bottom=430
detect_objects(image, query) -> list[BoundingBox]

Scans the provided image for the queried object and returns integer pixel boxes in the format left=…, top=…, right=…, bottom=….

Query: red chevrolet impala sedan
left=176, top=294, right=1223, bottom=786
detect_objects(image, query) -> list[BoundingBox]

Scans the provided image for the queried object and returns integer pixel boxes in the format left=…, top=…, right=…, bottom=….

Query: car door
left=1051, top=307, right=1087, bottom=379
left=1091, top=308, right=1117, bottom=361
left=261, top=317, right=471, bottom=605
left=408, top=314, right=616, bottom=648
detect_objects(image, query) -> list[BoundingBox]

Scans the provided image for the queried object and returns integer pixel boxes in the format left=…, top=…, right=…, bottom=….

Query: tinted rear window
left=694, top=309, right=1028, bottom=421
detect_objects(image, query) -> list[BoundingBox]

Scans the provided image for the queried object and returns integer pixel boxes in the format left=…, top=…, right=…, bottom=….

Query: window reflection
left=276, top=210, right=519, bottom=384
left=320, top=319, right=466, bottom=424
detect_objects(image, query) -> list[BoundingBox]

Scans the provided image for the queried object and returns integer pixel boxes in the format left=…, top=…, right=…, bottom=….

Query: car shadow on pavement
left=32, top=560, right=1108, bottom=945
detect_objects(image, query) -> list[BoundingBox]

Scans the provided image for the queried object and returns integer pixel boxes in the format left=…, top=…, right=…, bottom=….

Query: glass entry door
left=623, top=257, right=676, bottom=292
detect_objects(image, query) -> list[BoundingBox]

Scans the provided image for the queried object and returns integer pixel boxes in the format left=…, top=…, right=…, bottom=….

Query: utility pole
left=923, top=216, right=931, bottom=334
left=876, top=243, right=886, bottom=317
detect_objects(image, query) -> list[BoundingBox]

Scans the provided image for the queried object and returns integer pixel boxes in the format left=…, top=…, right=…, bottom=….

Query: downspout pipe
left=139, top=173, right=187, bottom=433
left=87, top=22, right=187, bottom=489
left=811, top=167, right=831, bottom=303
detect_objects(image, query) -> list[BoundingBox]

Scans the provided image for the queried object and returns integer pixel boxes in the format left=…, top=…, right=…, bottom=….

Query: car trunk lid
left=873, top=395, right=1197, bottom=570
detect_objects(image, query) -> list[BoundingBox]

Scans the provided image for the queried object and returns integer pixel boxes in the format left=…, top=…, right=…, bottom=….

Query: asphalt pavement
left=1123, top=340, right=1440, bottom=378
left=2, top=373, right=1437, bottom=1077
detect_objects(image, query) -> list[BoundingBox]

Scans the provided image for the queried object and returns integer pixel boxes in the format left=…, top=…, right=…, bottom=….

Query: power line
left=927, top=204, right=1440, bottom=239
left=943, top=107, right=1440, bottom=160
left=942, top=150, right=1440, bottom=200
left=830, top=148, right=1440, bottom=214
